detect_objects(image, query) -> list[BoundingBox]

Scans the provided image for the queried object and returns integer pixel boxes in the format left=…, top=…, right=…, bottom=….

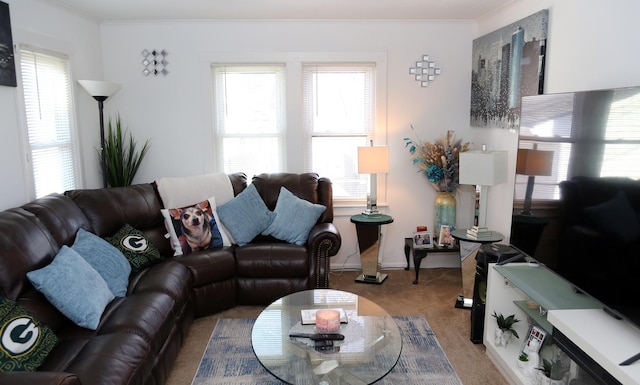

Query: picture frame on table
left=413, top=231, right=433, bottom=249
left=438, top=225, right=454, bottom=246
left=522, top=325, right=546, bottom=354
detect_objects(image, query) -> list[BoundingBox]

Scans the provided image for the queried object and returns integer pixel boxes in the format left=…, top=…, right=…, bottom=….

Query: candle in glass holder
left=315, top=309, right=340, bottom=333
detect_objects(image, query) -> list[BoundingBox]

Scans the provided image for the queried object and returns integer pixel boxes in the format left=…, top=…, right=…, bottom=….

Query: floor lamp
left=516, top=147, right=553, bottom=216
left=459, top=148, right=508, bottom=231
left=78, top=80, right=122, bottom=188
left=357, top=141, right=390, bottom=215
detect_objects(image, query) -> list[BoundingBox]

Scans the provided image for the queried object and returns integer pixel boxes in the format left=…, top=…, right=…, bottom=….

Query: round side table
left=350, top=214, right=393, bottom=284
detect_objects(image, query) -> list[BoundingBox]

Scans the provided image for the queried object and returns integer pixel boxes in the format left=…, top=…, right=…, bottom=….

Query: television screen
left=515, top=86, right=640, bottom=332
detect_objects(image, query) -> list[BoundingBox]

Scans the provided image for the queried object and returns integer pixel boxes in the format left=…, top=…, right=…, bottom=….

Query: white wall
left=474, top=0, right=640, bottom=250
left=98, top=20, right=477, bottom=269
left=0, top=0, right=103, bottom=209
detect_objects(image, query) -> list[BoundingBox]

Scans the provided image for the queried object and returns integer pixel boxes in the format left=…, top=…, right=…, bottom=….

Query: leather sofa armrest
left=307, top=223, right=341, bottom=288
left=308, top=223, right=341, bottom=256
left=0, top=372, right=81, bottom=385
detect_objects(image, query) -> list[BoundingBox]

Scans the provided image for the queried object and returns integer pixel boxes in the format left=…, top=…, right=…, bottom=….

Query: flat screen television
left=516, top=86, right=640, bottom=344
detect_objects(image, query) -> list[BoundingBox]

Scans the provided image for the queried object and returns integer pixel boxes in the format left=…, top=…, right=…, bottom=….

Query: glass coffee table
left=251, top=289, right=402, bottom=385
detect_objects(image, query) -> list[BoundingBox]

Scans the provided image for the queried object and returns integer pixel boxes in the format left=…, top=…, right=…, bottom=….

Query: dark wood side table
left=403, top=237, right=460, bottom=284
left=350, top=214, right=393, bottom=284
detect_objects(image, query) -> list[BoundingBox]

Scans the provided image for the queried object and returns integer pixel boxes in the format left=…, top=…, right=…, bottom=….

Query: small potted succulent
left=538, top=358, right=570, bottom=385
left=517, top=352, right=529, bottom=369
left=491, top=311, right=520, bottom=346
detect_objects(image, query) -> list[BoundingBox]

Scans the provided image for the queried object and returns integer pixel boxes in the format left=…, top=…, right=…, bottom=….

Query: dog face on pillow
left=168, top=200, right=223, bottom=254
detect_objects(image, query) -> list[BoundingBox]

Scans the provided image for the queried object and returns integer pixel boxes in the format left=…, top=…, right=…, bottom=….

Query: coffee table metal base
left=355, top=272, right=388, bottom=284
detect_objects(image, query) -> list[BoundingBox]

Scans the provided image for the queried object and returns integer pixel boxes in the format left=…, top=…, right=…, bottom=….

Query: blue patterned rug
left=192, top=315, right=462, bottom=385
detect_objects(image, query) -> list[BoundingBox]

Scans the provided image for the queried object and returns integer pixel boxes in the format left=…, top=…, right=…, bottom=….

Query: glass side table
left=350, top=214, right=393, bottom=284
left=450, top=228, right=504, bottom=309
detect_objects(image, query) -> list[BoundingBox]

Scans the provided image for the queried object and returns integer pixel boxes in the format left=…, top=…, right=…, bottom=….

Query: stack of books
left=466, top=226, right=492, bottom=239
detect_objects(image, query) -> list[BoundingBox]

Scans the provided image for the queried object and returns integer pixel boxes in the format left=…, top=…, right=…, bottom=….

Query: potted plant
left=517, top=352, right=529, bottom=369
left=101, top=114, right=151, bottom=187
left=538, top=358, right=569, bottom=385
left=491, top=311, right=520, bottom=346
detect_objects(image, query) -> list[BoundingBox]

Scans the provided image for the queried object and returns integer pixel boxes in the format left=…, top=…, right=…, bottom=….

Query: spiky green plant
left=100, top=114, right=150, bottom=187
left=540, top=358, right=570, bottom=380
left=491, top=311, right=520, bottom=338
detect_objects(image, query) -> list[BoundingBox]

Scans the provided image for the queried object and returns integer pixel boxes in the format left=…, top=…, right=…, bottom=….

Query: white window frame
left=16, top=44, right=81, bottom=200
left=202, top=51, right=387, bottom=207
left=302, top=63, right=376, bottom=204
left=211, top=64, right=287, bottom=177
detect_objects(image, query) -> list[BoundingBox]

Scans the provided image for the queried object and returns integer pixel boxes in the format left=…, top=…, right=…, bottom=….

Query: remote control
left=289, top=333, right=345, bottom=341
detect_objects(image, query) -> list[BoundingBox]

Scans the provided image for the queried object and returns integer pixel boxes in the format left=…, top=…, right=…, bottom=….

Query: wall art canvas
left=470, top=9, right=548, bottom=129
left=0, top=1, right=16, bottom=87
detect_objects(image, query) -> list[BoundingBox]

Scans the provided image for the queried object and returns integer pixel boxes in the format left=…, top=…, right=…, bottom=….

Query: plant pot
left=494, top=327, right=512, bottom=346
left=535, top=371, right=566, bottom=385
left=516, top=359, right=529, bottom=369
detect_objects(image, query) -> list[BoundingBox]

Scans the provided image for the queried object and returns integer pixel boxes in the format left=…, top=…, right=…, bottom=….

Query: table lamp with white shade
left=459, top=147, right=508, bottom=233
left=358, top=141, right=390, bottom=215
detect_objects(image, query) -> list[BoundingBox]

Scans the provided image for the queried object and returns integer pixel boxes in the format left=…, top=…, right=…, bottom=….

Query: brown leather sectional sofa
left=0, top=172, right=341, bottom=385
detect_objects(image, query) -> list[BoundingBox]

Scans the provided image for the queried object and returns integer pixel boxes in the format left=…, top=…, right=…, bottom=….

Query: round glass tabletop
left=251, top=289, right=402, bottom=385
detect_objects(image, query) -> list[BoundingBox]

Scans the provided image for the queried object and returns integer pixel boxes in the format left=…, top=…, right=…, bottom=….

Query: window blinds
left=20, top=45, right=79, bottom=198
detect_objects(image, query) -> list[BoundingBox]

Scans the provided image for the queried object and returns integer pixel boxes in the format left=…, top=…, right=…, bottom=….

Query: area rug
left=192, top=315, right=462, bottom=385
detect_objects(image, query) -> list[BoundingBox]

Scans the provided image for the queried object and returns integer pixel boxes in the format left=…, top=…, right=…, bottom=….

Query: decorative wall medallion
left=141, top=49, right=168, bottom=76
left=409, top=55, right=441, bottom=87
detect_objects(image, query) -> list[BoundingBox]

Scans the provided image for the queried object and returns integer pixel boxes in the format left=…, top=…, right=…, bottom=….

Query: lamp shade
left=358, top=145, right=390, bottom=174
left=459, top=150, right=508, bottom=186
left=77, top=80, right=121, bottom=98
left=516, top=149, right=553, bottom=176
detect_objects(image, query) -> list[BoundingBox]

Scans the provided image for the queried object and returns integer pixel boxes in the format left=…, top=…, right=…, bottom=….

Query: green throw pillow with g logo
left=0, top=297, right=58, bottom=371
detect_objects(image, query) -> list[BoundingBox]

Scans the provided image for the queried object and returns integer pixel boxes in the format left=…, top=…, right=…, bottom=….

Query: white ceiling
left=42, top=0, right=517, bottom=22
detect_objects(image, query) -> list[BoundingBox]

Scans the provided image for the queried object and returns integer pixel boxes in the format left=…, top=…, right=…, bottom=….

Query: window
left=211, top=58, right=381, bottom=203
left=19, top=46, right=80, bottom=198
left=303, top=64, right=375, bottom=199
left=212, top=65, right=285, bottom=179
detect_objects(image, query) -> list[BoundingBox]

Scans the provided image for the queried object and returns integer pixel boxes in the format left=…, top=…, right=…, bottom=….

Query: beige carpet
left=167, top=268, right=509, bottom=385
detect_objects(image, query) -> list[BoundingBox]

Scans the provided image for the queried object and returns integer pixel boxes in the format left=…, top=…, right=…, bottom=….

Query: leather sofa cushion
left=235, top=243, right=308, bottom=278
left=0, top=208, right=59, bottom=300
left=99, top=292, right=179, bottom=352
left=21, top=193, right=92, bottom=247
left=39, top=333, right=154, bottom=385
left=175, top=248, right=236, bottom=287
left=66, top=184, right=164, bottom=237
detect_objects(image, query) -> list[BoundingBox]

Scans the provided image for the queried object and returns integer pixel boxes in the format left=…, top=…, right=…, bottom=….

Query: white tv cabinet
left=484, top=263, right=640, bottom=385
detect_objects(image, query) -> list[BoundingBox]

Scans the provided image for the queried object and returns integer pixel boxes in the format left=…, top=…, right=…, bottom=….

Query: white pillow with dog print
left=161, top=196, right=232, bottom=256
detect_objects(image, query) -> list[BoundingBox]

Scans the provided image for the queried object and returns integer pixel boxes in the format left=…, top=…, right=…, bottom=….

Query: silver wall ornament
left=142, top=49, right=168, bottom=76
left=409, top=55, right=441, bottom=87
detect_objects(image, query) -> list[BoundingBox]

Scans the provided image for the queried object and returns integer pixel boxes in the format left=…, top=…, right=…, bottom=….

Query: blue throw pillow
left=27, top=246, right=114, bottom=330
left=72, top=228, right=131, bottom=297
left=217, top=184, right=276, bottom=246
left=262, top=187, right=326, bottom=245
